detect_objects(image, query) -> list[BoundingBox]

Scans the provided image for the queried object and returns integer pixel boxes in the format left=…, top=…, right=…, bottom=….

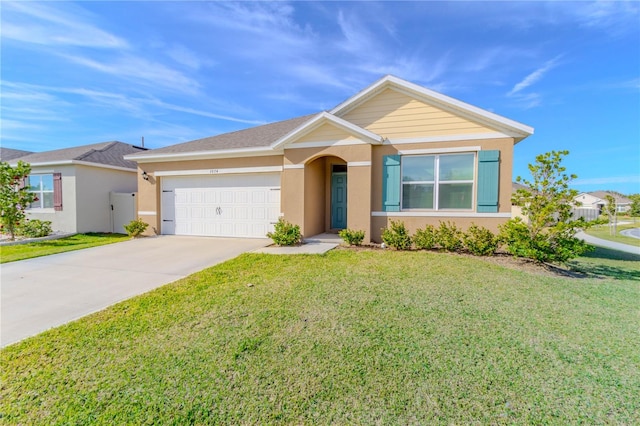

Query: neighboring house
left=126, top=75, right=534, bottom=242
left=574, top=191, right=631, bottom=214
left=0, top=147, right=33, bottom=161
left=8, top=141, right=147, bottom=233
left=511, top=182, right=530, bottom=222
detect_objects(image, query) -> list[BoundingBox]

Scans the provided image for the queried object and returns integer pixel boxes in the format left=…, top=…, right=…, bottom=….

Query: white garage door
left=161, top=173, right=280, bottom=238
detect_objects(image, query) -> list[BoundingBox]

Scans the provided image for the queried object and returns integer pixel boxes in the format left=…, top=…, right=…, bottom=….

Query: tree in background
left=500, top=150, right=592, bottom=263
left=603, top=194, right=617, bottom=236
left=0, top=161, right=37, bottom=241
left=629, top=194, right=640, bottom=217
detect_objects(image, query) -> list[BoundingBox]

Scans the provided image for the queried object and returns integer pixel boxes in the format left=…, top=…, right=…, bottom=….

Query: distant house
left=574, top=191, right=631, bottom=214
left=7, top=141, right=147, bottom=233
left=0, top=147, right=33, bottom=162
left=511, top=181, right=530, bottom=222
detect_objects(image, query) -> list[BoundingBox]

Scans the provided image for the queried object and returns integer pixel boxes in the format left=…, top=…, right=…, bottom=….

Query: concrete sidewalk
left=1, top=236, right=269, bottom=347
left=252, top=233, right=342, bottom=255
left=576, top=231, right=640, bottom=255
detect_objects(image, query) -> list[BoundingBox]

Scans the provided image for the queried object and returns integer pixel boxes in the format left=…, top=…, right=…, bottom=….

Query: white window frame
left=27, top=174, right=54, bottom=210
left=401, top=152, right=476, bottom=211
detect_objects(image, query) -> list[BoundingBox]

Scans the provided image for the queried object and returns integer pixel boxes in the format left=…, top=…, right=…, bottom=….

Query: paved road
left=1, top=236, right=268, bottom=347
left=576, top=231, right=640, bottom=255
left=620, top=227, right=640, bottom=239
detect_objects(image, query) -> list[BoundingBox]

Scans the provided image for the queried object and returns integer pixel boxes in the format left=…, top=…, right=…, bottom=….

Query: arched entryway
left=303, top=155, right=348, bottom=236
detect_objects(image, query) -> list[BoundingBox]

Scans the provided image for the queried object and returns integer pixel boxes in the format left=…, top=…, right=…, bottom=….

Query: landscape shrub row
left=380, top=220, right=499, bottom=256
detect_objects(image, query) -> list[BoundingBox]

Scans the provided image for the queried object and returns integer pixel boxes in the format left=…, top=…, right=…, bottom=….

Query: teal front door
left=331, top=172, right=347, bottom=229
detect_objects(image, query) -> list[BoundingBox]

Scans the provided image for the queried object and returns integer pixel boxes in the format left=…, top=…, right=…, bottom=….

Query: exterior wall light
left=142, top=171, right=149, bottom=181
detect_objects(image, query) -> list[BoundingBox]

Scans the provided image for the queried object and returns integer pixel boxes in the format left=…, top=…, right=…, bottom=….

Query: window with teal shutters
left=382, top=155, right=400, bottom=212
left=476, top=150, right=500, bottom=213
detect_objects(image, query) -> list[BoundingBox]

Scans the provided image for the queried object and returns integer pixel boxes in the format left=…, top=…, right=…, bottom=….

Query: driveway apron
left=1, top=236, right=268, bottom=347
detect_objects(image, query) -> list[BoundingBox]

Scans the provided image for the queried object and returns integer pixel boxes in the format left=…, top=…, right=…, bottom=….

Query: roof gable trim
left=271, top=112, right=383, bottom=149
left=331, top=75, right=534, bottom=141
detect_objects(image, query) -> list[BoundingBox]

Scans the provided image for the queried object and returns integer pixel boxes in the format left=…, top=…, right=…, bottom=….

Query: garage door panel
left=163, top=173, right=281, bottom=238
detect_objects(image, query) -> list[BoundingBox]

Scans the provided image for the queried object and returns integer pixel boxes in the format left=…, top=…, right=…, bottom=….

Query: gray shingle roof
left=587, top=191, right=631, bottom=204
left=134, top=113, right=318, bottom=156
left=10, top=141, right=146, bottom=170
left=0, top=147, right=33, bottom=161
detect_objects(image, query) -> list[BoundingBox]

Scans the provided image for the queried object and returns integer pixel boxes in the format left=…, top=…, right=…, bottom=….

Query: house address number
left=209, top=169, right=219, bottom=174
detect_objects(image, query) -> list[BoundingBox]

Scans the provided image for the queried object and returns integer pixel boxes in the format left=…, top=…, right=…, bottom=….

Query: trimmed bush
left=124, top=218, right=148, bottom=237
left=436, top=221, right=463, bottom=252
left=498, top=218, right=592, bottom=263
left=339, top=229, right=365, bottom=246
left=18, top=219, right=53, bottom=238
left=267, top=218, right=301, bottom=246
left=463, top=224, right=498, bottom=256
left=413, top=225, right=438, bottom=250
left=381, top=220, right=412, bottom=250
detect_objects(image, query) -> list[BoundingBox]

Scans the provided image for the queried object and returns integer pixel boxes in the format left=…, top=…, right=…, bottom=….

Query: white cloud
left=1, top=2, right=128, bottom=48
left=61, top=54, right=202, bottom=95
left=508, top=56, right=562, bottom=96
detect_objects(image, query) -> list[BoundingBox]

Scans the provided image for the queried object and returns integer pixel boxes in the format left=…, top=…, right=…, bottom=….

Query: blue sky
left=2, top=1, right=639, bottom=194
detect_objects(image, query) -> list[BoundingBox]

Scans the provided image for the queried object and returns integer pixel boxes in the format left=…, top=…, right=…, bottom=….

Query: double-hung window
left=401, top=153, right=475, bottom=210
left=27, top=174, right=54, bottom=209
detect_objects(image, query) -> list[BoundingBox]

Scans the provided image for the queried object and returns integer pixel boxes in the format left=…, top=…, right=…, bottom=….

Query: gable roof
left=9, top=141, right=146, bottom=170
left=586, top=191, right=631, bottom=204
left=0, top=147, right=33, bottom=161
left=271, top=112, right=384, bottom=149
left=127, top=75, right=534, bottom=163
left=331, top=75, right=534, bottom=142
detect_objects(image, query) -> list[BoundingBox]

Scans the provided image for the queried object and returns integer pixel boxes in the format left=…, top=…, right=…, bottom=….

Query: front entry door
left=331, top=172, right=347, bottom=229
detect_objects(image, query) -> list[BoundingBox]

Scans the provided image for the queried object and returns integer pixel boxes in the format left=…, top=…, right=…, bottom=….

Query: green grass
left=584, top=222, right=640, bottom=247
left=0, top=233, right=130, bottom=263
left=1, top=250, right=639, bottom=424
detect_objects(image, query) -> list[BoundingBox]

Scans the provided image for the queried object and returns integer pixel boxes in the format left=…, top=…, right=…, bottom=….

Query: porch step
left=304, top=233, right=343, bottom=244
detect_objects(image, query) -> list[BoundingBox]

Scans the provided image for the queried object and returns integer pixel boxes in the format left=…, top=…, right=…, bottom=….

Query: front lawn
left=0, top=233, right=130, bottom=263
left=585, top=222, right=640, bottom=247
left=1, top=250, right=638, bottom=424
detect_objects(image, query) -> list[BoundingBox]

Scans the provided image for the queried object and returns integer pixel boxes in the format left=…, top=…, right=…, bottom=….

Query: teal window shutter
left=476, top=150, right=500, bottom=213
left=383, top=155, right=401, bottom=212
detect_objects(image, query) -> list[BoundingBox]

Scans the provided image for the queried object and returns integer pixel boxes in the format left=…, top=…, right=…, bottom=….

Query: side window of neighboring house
left=27, top=173, right=62, bottom=210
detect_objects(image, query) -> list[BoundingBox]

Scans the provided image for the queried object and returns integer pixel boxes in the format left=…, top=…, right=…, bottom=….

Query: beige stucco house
left=126, top=76, right=534, bottom=242
left=6, top=142, right=147, bottom=233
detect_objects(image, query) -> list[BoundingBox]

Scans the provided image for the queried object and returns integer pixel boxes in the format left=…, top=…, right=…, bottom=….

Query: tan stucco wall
left=136, top=156, right=284, bottom=235
left=371, top=216, right=507, bottom=242
left=371, top=137, right=514, bottom=213
left=303, top=157, right=326, bottom=237
left=284, top=144, right=372, bottom=165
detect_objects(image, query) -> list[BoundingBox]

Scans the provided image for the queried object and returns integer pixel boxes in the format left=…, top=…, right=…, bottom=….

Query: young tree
left=628, top=194, right=640, bottom=217
left=0, top=161, right=37, bottom=240
left=500, top=150, right=592, bottom=263
left=603, top=194, right=617, bottom=236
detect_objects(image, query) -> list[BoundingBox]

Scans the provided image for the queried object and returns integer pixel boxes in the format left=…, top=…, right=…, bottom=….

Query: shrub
left=463, top=224, right=498, bottom=256
left=510, top=150, right=593, bottom=263
left=339, top=229, right=365, bottom=246
left=267, top=218, right=301, bottom=246
left=381, top=220, right=412, bottom=250
left=436, top=221, right=463, bottom=252
left=18, top=219, right=53, bottom=238
left=124, top=218, right=149, bottom=237
left=413, top=225, right=437, bottom=250
left=498, top=217, right=592, bottom=263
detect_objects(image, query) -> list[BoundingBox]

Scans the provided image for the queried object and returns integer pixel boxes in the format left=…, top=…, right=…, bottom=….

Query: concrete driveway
left=1, top=236, right=268, bottom=347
